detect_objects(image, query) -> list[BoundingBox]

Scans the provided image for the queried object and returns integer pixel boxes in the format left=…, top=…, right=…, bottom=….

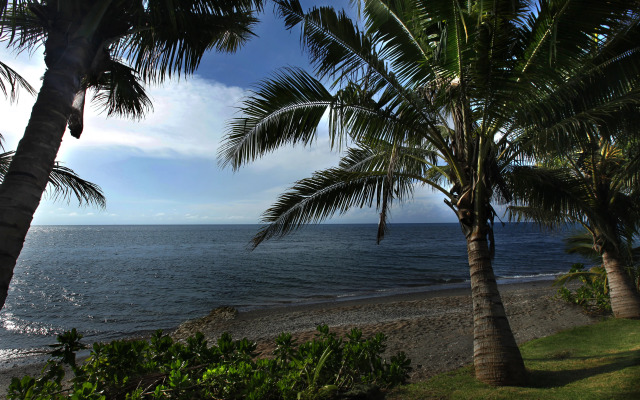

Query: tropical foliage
left=0, top=0, right=266, bottom=312
left=555, top=263, right=611, bottom=313
left=220, top=0, right=640, bottom=385
left=8, top=327, right=411, bottom=399
left=509, top=138, right=640, bottom=318
left=555, top=231, right=640, bottom=314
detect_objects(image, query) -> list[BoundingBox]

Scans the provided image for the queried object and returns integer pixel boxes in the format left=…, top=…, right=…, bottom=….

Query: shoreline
left=226, top=274, right=563, bottom=313
left=0, top=279, right=602, bottom=397
left=181, top=277, right=562, bottom=329
left=172, top=279, right=601, bottom=381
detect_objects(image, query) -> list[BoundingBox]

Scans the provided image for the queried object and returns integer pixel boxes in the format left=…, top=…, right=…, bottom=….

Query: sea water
left=0, top=223, right=584, bottom=365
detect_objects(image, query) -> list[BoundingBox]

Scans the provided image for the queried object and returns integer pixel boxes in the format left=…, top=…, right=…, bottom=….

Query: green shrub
left=8, top=326, right=411, bottom=400
left=555, top=263, right=611, bottom=313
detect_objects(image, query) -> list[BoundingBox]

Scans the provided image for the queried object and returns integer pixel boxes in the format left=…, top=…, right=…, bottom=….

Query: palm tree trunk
left=467, top=227, right=526, bottom=386
left=602, top=249, right=640, bottom=319
left=0, top=36, right=94, bottom=311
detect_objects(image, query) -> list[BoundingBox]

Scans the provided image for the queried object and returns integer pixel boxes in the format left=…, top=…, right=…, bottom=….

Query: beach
left=0, top=280, right=601, bottom=397
left=172, top=279, right=600, bottom=382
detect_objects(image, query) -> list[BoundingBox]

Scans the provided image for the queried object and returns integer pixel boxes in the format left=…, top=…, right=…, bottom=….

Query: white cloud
left=0, top=47, right=244, bottom=159
left=63, top=77, right=246, bottom=160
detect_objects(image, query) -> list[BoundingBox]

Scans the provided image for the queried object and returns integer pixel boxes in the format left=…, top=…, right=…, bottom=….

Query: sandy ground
left=0, top=280, right=601, bottom=397
left=171, top=280, right=600, bottom=381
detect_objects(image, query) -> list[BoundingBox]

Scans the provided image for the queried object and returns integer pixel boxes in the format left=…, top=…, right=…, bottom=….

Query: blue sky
left=0, top=1, right=456, bottom=225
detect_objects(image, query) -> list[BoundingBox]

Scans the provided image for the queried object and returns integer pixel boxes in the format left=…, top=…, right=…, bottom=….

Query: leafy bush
left=8, top=326, right=411, bottom=399
left=555, top=263, right=611, bottom=313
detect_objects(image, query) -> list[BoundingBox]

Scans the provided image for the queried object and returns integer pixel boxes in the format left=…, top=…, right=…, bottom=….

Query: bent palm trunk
left=467, top=227, right=526, bottom=385
left=0, top=36, right=95, bottom=310
left=602, top=249, right=640, bottom=319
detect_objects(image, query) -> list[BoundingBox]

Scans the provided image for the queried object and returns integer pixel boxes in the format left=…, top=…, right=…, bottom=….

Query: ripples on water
left=0, top=223, right=583, bottom=360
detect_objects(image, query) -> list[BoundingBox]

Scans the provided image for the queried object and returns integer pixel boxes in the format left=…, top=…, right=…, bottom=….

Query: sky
left=0, top=1, right=456, bottom=226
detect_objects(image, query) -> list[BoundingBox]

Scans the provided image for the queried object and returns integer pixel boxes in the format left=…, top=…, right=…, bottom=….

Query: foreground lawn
left=387, top=319, right=640, bottom=400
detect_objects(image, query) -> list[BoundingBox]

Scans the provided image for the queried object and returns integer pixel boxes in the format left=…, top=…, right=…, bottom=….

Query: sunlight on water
left=2, top=312, right=59, bottom=336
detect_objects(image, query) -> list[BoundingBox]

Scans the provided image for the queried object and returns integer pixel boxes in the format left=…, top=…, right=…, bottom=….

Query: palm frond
left=253, top=168, right=386, bottom=247
left=507, top=165, right=590, bottom=226
left=218, top=67, right=334, bottom=170
left=361, top=0, right=435, bottom=85
left=253, top=144, right=416, bottom=247
left=0, top=1, right=46, bottom=49
left=553, top=267, right=607, bottom=287
left=377, top=141, right=398, bottom=244
left=564, top=231, right=600, bottom=261
left=276, top=0, right=375, bottom=83
left=91, top=59, right=152, bottom=119
left=0, top=151, right=106, bottom=208
left=0, top=150, right=11, bottom=175
left=275, top=0, right=444, bottom=133
left=46, top=162, right=106, bottom=209
left=508, top=2, right=640, bottom=151
left=517, top=0, right=636, bottom=79
left=331, top=81, right=433, bottom=148
left=0, top=59, right=35, bottom=102
left=116, top=0, right=262, bottom=83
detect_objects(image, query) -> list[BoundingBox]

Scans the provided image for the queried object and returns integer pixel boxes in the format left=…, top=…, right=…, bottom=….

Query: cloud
left=62, top=77, right=247, bottom=161
left=0, top=47, right=243, bottom=159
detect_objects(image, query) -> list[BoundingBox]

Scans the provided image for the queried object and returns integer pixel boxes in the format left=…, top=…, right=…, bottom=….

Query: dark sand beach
left=0, top=280, right=601, bottom=397
left=171, top=280, right=601, bottom=382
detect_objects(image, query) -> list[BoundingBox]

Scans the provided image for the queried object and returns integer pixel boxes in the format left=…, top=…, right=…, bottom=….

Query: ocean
left=0, top=223, right=583, bottom=366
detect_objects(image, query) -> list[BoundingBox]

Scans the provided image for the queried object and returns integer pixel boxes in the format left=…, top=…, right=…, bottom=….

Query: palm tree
left=0, top=0, right=265, bottom=312
left=509, top=139, right=640, bottom=318
left=220, top=0, right=640, bottom=385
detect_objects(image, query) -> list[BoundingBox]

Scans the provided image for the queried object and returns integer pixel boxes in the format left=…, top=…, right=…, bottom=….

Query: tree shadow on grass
left=526, top=348, right=640, bottom=393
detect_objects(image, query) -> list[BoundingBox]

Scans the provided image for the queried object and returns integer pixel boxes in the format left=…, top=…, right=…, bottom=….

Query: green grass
left=386, top=319, right=640, bottom=400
